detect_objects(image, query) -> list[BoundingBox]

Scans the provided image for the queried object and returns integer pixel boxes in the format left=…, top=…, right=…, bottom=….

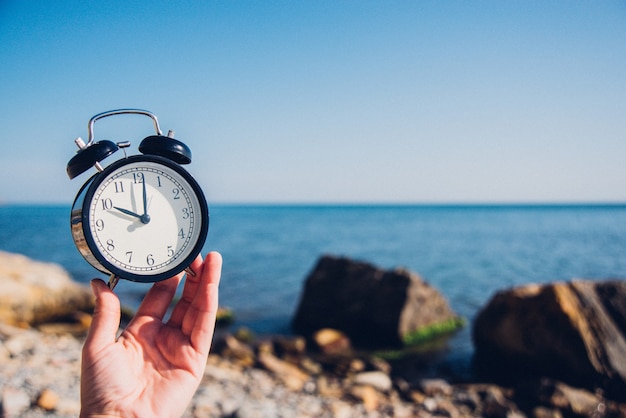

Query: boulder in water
left=473, top=279, right=626, bottom=400
left=292, top=255, right=463, bottom=348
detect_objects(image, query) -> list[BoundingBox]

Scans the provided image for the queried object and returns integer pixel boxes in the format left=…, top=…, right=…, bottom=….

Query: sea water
left=2, top=204, right=626, bottom=373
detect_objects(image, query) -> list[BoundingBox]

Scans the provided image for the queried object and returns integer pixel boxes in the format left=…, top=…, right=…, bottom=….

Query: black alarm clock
left=67, top=109, right=209, bottom=289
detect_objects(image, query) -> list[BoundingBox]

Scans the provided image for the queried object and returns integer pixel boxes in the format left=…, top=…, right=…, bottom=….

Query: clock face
left=81, top=155, right=208, bottom=282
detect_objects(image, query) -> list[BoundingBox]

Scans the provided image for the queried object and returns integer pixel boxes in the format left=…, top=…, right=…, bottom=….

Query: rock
left=213, top=334, right=256, bottom=368
left=530, top=379, right=604, bottom=417
left=3, top=328, right=39, bottom=356
left=367, top=356, right=392, bottom=375
left=329, top=400, right=358, bottom=418
left=257, top=351, right=310, bottom=391
left=473, top=279, right=626, bottom=399
left=419, top=378, right=453, bottom=397
left=0, top=251, right=94, bottom=326
left=292, top=255, right=463, bottom=348
left=312, top=328, right=352, bottom=355
left=353, top=371, right=393, bottom=392
left=38, top=311, right=93, bottom=336
left=451, top=387, right=481, bottom=411
left=2, top=387, right=30, bottom=417
left=548, top=383, right=602, bottom=416
left=37, top=388, right=59, bottom=411
left=1, top=321, right=624, bottom=418
left=272, top=335, right=307, bottom=356
left=233, top=326, right=255, bottom=343
left=299, top=356, right=323, bottom=375
left=422, top=397, right=438, bottom=412
left=56, top=397, right=82, bottom=416
left=481, top=385, right=513, bottom=418
left=408, top=389, right=426, bottom=404
left=215, top=306, right=234, bottom=327
left=532, top=407, right=563, bottom=418
left=316, top=375, right=344, bottom=398
left=348, top=384, right=381, bottom=411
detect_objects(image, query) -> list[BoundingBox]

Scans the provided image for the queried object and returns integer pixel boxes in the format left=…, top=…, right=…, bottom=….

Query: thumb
left=84, top=278, right=121, bottom=350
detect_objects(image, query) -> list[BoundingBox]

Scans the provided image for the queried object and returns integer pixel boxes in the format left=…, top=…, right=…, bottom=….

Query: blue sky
left=1, top=1, right=625, bottom=204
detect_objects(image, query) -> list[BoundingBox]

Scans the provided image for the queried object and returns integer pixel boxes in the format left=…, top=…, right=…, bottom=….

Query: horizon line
left=3, top=200, right=626, bottom=208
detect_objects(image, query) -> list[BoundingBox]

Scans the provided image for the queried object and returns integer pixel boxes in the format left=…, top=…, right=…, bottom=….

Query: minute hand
left=140, top=176, right=151, bottom=224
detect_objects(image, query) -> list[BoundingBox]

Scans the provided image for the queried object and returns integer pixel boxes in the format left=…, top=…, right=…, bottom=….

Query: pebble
left=353, top=371, right=392, bottom=392
left=419, top=378, right=453, bottom=397
left=2, top=322, right=626, bottom=418
left=37, top=388, right=59, bottom=411
left=2, top=387, right=31, bottom=417
left=0, top=325, right=83, bottom=418
left=0, top=323, right=398, bottom=418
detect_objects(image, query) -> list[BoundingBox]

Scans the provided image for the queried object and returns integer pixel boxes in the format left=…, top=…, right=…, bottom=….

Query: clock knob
left=138, top=133, right=192, bottom=165
left=67, top=140, right=119, bottom=179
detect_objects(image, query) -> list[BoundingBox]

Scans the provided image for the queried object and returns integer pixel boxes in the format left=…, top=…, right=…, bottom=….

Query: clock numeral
left=167, top=245, right=174, bottom=257
left=178, top=229, right=185, bottom=239
left=114, top=181, right=124, bottom=193
left=126, top=251, right=133, bottom=263
left=182, top=208, right=190, bottom=219
left=133, top=172, right=145, bottom=184
left=157, top=176, right=163, bottom=187
left=101, top=198, right=113, bottom=210
left=106, top=239, right=115, bottom=251
left=95, top=219, right=104, bottom=231
left=146, top=254, right=155, bottom=266
left=172, top=188, right=180, bottom=200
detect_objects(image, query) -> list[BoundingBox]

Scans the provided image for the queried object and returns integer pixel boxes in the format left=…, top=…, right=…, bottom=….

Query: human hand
left=80, top=252, right=222, bottom=418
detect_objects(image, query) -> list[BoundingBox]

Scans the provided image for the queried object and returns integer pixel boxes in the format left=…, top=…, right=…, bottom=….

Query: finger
left=84, top=279, right=121, bottom=351
left=168, top=255, right=204, bottom=328
left=133, top=273, right=183, bottom=321
left=184, top=251, right=222, bottom=354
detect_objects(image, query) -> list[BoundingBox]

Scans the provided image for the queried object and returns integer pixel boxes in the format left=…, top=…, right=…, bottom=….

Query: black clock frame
left=70, top=154, right=209, bottom=283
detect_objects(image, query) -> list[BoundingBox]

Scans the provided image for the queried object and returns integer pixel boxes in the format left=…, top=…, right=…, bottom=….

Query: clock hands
left=113, top=175, right=151, bottom=224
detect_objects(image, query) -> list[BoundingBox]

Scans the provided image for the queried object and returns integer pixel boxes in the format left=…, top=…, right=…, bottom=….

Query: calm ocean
left=2, top=204, right=626, bottom=373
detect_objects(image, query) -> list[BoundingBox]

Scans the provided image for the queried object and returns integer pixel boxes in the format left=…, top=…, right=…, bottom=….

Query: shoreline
left=3, top=238, right=626, bottom=417
left=3, top=322, right=625, bottom=418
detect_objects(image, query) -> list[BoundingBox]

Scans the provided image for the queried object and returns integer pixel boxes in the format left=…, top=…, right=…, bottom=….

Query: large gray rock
left=473, top=279, right=626, bottom=400
left=0, top=251, right=93, bottom=326
left=292, top=255, right=463, bottom=348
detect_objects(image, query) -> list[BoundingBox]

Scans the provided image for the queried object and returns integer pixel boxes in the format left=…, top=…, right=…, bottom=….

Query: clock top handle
left=68, top=109, right=193, bottom=179
left=86, top=109, right=163, bottom=146
left=88, top=109, right=192, bottom=164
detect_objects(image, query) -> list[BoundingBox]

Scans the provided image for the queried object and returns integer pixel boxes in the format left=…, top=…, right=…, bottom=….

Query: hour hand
left=113, top=206, right=142, bottom=220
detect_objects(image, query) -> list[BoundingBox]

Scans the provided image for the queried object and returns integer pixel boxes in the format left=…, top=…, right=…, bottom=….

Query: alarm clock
left=67, top=109, right=209, bottom=289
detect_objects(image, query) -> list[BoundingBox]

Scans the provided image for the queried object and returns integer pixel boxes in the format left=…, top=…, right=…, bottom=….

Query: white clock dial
left=87, top=160, right=203, bottom=277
